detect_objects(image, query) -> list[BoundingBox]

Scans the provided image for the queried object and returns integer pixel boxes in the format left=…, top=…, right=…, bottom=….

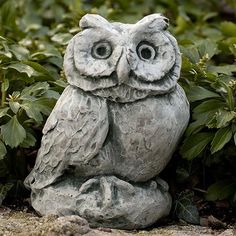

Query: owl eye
left=92, top=41, right=112, bottom=59
left=137, top=42, right=156, bottom=61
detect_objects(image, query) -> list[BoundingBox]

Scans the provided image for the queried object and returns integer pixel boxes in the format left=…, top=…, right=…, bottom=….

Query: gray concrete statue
left=24, top=13, right=189, bottom=229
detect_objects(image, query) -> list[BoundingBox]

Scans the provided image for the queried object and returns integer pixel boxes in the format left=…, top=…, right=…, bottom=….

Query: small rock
left=0, top=207, right=11, bottom=218
left=207, top=215, right=227, bottom=229
left=218, top=229, right=235, bottom=236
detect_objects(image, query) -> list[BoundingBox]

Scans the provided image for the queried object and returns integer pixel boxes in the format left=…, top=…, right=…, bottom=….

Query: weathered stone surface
left=24, top=13, right=189, bottom=229
left=31, top=176, right=171, bottom=229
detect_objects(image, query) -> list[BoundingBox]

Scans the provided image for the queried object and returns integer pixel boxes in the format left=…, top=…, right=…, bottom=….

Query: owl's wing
left=24, top=85, right=109, bottom=190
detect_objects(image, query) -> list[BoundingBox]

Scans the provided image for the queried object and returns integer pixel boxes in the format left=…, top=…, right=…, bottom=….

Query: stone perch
left=24, top=13, right=189, bottom=229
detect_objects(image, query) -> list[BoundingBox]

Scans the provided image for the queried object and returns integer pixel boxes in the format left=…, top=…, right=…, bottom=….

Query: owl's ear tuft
left=79, top=14, right=110, bottom=30
left=136, top=13, right=169, bottom=31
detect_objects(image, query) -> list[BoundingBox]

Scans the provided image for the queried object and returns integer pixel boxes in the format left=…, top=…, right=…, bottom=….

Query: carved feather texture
left=24, top=86, right=109, bottom=190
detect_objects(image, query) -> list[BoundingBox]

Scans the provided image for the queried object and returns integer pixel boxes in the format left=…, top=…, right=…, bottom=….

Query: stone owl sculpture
left=24, top=14, right=189, bottom=229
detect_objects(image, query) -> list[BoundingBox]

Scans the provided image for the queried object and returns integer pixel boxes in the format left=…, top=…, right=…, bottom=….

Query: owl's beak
left=116, top=52, right=130, bottom=85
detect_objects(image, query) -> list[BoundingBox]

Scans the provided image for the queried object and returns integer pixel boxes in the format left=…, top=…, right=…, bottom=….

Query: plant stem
left=1, top=87, right=6, bottom=107
left=1, top=73, right=7, bottom=107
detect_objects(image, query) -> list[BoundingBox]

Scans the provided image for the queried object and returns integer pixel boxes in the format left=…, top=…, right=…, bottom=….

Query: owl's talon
left=100, top=177, right=113, bottom=208
left=99, top=176, right=136, bottom=208
left=79, top=178, right=99, bottom=194
left=150, top=180, right=157, bottom=190
left=155, top=177, right=169, bottom=192
left=114, top=178, right=135, bottom=196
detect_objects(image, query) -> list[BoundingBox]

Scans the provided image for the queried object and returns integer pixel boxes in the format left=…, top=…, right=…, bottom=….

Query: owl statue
left=24, top=14, right=189, bottom=229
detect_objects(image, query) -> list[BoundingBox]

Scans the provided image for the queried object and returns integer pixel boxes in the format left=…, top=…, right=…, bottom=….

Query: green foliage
left=180, top=132, right=215, bottom=160
left=0, top=0, right=235, bottom=221
left=176, top=6, right=236, bottom=206
left=0, top=183, right=13, bottom=205
left=0, top=0, right=69, bottom=198
left=174, top=191, right=200, bottom=224
left=206, top=180, right=236, bottom=201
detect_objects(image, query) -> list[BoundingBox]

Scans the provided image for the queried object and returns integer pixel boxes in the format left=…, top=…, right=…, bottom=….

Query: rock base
left=31, top=176, right=171, bottom=229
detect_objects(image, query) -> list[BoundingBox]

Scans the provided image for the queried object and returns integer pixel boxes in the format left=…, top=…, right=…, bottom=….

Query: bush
left=0, top=0, right=235, bottom=222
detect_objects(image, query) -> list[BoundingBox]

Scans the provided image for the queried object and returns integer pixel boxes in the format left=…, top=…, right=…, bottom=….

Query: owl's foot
left=79, top=176, right=135, bottom=209
left=75, top=176, right=171, bottom=229
left=30, top=176, right=171, bottom=229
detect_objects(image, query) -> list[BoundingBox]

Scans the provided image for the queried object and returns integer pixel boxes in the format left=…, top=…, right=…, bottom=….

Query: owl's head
left=64, top=14, right=181, bottom=98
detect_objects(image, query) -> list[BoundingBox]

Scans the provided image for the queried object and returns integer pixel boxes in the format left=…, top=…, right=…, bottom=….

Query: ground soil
left=0, top=206, right=235, bottom=236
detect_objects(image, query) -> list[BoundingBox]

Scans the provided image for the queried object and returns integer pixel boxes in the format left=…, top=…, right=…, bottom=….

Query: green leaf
left=176, top=201, right=200, bottom=224
left=227, top=89, right=235, bottom=111
left=0, top=159, right=8, bottom=177
left=197, top=40, right=218, bottom=59
left=208, top=65, right=236, bottom=75
left=9, top=45, right=30, bottom=60
left=221, top=82, right=235, bottom=111
left=187, top=86, right=220, bottom=102
left=181, top=46, right=200, bottom=63
left=192, top=99, right=225, bottom=124
left=1, top=116, right=26, bottom=148
left=185, top=120, right=205, bottom=136
left=31, top=45, right=61, bottom=59
left=234, top=133, right=236, bottom=146
left=0, top=183, right=13, bottom=205
left=175, top=191, right=200, bottom=224
left=0, top=50, right=12, bottom=58
left=20, top=131, right=36, bottom=148
left=193, top=99, right=225, bottom=115
left=210, top=127, right=233, bottom=154
left=0, top=107, right=9, bottom=118
left=206, top=180, right=236, bottom=201
left=9, top=101, right=21, bottom=114
left=23, top=61, right=53, bottom=78
left=21, top=102, right=43, bottom=123
left=0, top=0, right=16, bottom=29
left=0, top=36, right=7, bottom=41
left=215, top=110, right=235, bottom=128
left=181, top=56, right=193, bottom=73
left=52, top=80, right=68, bottom=88
left=51, top=33, right=73, bottom=45
left=1, top=78, right=9, bottom=92
left=175, top=15, right=189, bottom=35
left=47, top=57, right=63, bottom=68
left=0, top=141, right=7, bottom=160
left=203, top=12, right=217, bottom=21
left=180, top=132, right=214, bottom=160
left=43, top=90, right=60, bottom=100
left=34, top=97, right=55, bottom=116
left=220, top=21, right=236, bottom=37
left=8, top=63, right=35, bottom=77
left=21, top=82, right=49, bottom=97
left=176, top=167, right=190, bottom=183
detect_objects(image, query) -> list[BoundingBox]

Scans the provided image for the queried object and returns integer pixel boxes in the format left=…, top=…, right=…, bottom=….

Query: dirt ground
left=0, top=207, right=235, bottom=236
